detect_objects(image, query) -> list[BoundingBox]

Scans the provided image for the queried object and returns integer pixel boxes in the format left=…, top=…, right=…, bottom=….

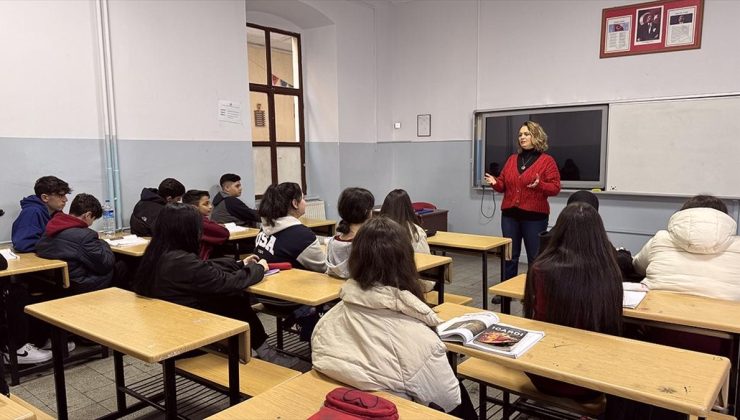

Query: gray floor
left=9, top=252, right=528, bottom=419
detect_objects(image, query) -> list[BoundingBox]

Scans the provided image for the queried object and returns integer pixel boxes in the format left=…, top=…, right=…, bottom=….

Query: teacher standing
left=484, top=121, right=561, bottom=280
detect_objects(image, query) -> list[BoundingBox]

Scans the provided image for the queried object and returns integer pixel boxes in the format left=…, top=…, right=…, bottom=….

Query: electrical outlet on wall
left=393, top=122, right=401, bottom=129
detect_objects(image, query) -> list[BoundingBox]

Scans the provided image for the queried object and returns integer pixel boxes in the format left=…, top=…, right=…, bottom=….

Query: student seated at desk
left=325, top=187, right=374, bottom=279
left=4, top=176, right=71, bottom=365
left=254, top=182, right=326, bottom=272
left=36, top=193, right=116, bottom=294
left=11, top=175, right=71, bottom=253
left=211, top=173, right=260, bottom=228
left=254, top=182, right=327, bottom=340
left=312, top=217, right=475, bottom=419
left=131, top=204, right=299, bottom=368
left=633, top=194, right=740, bottom=301
left=182, top=189, right=229, bottom=260
left=632, top=194, right=739, bottom=356
left=130, top=178, right=185, bottom=236
left=379, top=189, right=430, bottom=254
left=525, top=204, right=684, bottom=419
left=524, top=203, right=623, bottom=402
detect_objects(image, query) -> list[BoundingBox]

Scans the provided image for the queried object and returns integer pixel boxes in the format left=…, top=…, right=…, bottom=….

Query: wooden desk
left=427, top=231, right=512, bottom=310
left=228, top=228, right=260, bottom=241
left=0, top=252, right=70, bottom=288
left=25, top=288, right=248, bottom=420
left=434, top=303, right=730, bottom=418
left=299, top=217, right=337, bottom=236
left=248, top=269, right=344, bottom=306
left=0, top=394, right=35, bottom=420
left=0, top=251, right=72, bottom=386
left=415, top=253, right=452, bottom=303
left=207, top=370, right=455, bottom=419
left=108, top=240, right=149, bottom=257
left=490, top=275, right=740, bottom=415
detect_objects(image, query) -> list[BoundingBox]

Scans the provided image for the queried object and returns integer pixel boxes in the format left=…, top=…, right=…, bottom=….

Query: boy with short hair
left=12, top=175, right=71, bottom=252
left=182, top=189, right=230, bottom=259
left=211, top=173, right=260, bottom=227
left=36, top=193, right=116, bottom=294
left=130, top=178, right=185, bottom=236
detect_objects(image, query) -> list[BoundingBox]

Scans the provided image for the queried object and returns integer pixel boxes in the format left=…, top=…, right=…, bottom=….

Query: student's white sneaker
left=2, top=343, right=53, bottom=365
left=41, top=339, right=76, bottom=353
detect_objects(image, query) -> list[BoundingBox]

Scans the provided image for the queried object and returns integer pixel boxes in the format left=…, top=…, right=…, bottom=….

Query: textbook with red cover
left=436, top=312, right=544, bottom=358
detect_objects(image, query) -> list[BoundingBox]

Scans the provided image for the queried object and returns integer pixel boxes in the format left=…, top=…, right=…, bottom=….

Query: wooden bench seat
left=424, top=291, right=473, bottom=306
left=175, top=353, right=301, bottom=398
left=691, top=413, right=737, bottom=420
left=1, top=394, right=55, bottom=420
left=458, top=357, right=606, bottom=419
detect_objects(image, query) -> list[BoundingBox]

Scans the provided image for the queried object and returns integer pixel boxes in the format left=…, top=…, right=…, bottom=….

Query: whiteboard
left=606, top=96, right=740, bottom=198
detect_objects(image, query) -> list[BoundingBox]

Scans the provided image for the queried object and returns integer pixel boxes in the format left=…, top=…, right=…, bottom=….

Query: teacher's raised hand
left=484, top=172, right=497, bottom=186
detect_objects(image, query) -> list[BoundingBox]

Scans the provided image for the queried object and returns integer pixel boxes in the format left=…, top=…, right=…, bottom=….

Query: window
left=247, top=23, right=305, bottom=197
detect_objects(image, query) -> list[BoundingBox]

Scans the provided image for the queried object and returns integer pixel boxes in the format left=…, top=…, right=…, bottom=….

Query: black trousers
left=199, top=293, right=269, bottom=350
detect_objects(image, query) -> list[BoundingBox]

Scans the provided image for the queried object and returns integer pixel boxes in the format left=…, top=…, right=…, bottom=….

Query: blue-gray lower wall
left=0, top=138, right=255, bottom=243
left=306, top=140, right=740, bottom=256
left=0, top=137, right=106, bottom=243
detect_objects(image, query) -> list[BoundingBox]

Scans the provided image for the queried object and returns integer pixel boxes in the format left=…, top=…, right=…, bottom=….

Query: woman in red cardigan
left=484, top=121, right=561, bottom=279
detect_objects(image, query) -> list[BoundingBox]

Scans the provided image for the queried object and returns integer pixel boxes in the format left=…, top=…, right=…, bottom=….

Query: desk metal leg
left=501, top=297, right=512, bottom=315
left=437, top=267, right=446, bottom=305
left=731, top=333, right=739, bottom=415
left=227, top=335, right=240, bottom=405
left=163, top=358, right=177, bottom=420
left=51, top=327, right=68, bottom=420
left=113, top=350, right=126, bottom=412
left=482, top=251, right=489, bottom=310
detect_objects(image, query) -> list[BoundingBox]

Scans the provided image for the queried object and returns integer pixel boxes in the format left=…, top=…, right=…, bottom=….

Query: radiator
left=305, top=200, right=326, bottom=219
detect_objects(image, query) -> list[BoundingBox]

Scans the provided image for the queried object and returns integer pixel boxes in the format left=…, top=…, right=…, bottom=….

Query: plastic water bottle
left=102, top=200, right=115, bottom=239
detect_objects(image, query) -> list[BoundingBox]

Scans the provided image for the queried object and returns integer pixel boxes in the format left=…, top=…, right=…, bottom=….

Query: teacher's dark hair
left=349, top=217, right=424, bottom=301
left=524, top=203, right=623, bottom=336
left=680, top=194, right=728, bottom=214
left=133, top=203, right=202, bottom=297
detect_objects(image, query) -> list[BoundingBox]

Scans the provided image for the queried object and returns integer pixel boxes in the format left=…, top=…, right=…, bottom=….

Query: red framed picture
left=600, top=0, right=704, bottom=58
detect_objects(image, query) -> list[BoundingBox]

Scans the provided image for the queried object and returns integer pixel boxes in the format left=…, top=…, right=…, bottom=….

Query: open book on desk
left=105, top=235, right=149, bottom=247
left=437, top=312, right=544, bottom=359
left=223, top=222, right=249, bottom=233
left=623, top=282, right=648, bottom=309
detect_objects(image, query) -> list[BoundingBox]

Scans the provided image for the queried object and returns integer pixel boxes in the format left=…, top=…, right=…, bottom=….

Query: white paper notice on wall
left=218, top=100, right=242, bottom=124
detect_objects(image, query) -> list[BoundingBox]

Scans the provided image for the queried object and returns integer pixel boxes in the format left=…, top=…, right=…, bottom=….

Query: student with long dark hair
left=326, top=187, right=375, bottom=279
left=254, top=182, right=326, bottom=272
left=524, top=202, right=623, bottom=401
left=312, top=217, right=475, bottom=419
left=379, top=189, right=430, bottom=254
left=132, top=203, right=298, bottom=368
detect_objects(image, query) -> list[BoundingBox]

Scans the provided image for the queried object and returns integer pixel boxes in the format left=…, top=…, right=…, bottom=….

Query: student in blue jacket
left=11, top=176, right=71, bottom=252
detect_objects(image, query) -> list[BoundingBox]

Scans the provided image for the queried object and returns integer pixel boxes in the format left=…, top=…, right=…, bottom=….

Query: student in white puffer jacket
left=311, top=217, right=476, bottom=418
left=633, top=195, right=740, bottom=301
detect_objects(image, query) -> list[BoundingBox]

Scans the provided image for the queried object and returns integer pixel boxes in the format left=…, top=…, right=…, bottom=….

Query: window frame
left=247, top=23, right=306, bottom=197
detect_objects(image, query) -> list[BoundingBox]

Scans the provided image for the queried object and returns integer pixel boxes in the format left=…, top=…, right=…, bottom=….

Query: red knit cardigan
left=491, top=153, right=561, bottom=214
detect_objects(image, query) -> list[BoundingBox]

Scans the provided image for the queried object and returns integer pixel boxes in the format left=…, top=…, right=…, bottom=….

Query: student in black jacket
left=211, top=173, right=260, bottom=227
left=36, top=193, right=115, bottom=294
left=130, top=178, right=185, bottom=236
left=131, top=203, right=299, bottom=368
